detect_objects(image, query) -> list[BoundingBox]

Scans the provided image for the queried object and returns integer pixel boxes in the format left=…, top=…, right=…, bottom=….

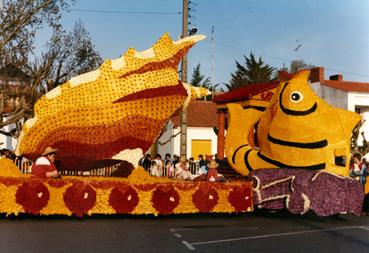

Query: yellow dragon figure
left=226, top=70, right=361, bottom=177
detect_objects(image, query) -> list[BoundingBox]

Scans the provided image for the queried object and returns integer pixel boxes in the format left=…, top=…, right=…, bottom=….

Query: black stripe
left=243, top=106, right=266, bottom=112
left=257, top=152, right=325, bottom=170
left=268, top=134, right=328, bottom=149
left=279, top=82, right=317, bottom=116
left=244, top=149, right=254, bottom=172
left=232, top=144, right=248, bottom=164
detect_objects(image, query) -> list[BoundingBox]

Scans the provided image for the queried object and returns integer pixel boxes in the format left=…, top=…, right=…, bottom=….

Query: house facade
left=156, top=100, right=218, bottom=159
left=310, top=67, right=369, bottom=145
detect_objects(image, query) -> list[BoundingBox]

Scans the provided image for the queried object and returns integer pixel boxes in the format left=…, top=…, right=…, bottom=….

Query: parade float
left=226, top=70, right=365, bottom=216
left=0, top=33, right=365, bottom=217
left=0, top=33, right=253, bottom=217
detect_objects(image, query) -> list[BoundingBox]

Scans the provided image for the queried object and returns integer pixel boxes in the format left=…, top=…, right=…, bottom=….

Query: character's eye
left=290, top=91, right=303, bottom=103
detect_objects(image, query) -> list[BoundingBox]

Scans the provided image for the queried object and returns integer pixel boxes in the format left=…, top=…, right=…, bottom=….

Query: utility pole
left=179, top=0, right=189, bottom=157
left=211, top=26, right=215, bottom=86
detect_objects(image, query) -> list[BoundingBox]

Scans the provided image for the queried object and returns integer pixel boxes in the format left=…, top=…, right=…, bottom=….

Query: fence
left=12, top=158, right=201, bottom=178
left=13, top=157, right=118, bottom=177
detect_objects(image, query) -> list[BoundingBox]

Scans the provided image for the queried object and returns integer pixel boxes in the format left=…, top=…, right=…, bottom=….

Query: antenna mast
left=211, top=26, right=215, bottom=85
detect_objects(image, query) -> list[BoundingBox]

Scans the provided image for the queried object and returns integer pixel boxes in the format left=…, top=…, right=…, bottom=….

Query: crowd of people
left=139, top=153, right=225, bottom=182
left=349, top=153, right=369, bottom=215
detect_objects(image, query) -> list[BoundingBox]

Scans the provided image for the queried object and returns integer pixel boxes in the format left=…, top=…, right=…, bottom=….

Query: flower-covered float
left=226, top=70, right=366, bottom=216
left=0, top=33, right=253, bottom=217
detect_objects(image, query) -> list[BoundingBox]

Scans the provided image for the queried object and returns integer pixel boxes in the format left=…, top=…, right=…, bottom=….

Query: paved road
left=0, top=212, right=368, bottom=253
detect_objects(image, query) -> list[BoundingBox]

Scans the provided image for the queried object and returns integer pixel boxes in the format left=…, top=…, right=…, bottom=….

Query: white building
left=157, top=100, right=218, bottom=159
left=310, top=67, right=369, bottom=145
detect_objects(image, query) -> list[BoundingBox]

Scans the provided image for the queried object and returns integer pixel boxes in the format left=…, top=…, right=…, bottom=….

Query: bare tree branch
left=157, top=131, right=182, bottom=146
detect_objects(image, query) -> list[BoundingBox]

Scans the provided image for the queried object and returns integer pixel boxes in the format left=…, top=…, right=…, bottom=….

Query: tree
left=190, top=64, right=211, bottom=88
left=190, top=63, right=220, bottom=92
left=225, top=53, right=275, bottom=91
left=0, top=1, right=102, bottom=138
left=290, top=59, right=315, bottom=74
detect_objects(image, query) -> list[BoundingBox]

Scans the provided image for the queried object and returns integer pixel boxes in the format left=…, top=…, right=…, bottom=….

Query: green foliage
left=226, top=53, right=275, bottom=91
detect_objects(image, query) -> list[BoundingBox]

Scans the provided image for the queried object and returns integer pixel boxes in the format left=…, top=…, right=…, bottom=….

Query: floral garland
left=0, top=165, right=253, bottom=217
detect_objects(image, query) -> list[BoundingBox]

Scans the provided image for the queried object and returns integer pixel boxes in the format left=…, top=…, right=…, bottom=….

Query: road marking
left=174, top=233, right=182, bottom=238
left=229, top=227, right=259, bottom=230
left=170, top=228, right=195, bottom=232
left=190, top=226, right=360, bottom=246
left=182, top=241, right=195, bottom=251
left=360, top=226, right=369, bottom=231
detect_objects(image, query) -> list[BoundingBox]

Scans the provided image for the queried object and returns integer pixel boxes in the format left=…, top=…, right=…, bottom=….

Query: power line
left=68, top=8, right=181, bottom=15
left=203, top=39, right=369, bottom=78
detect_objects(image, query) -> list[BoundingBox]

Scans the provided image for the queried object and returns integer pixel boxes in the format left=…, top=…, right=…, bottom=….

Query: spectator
left=350, top=153, right=368, bottom=186
left=172, top=154, right=179, bottom=167
left=198, top=154, right=208, bottom=175
left=154, top=154, right=163, bottom=177
left=164, top=153, right=172, bottom=177
left=141, top=154, right=151, bottom=172
left=150, top=160, right=159, bottom=177
left=31, top=147, right=60, bottom=178
left=175, top=155, right=197, bottom=180
left=189, top=157, right=197, bottom=174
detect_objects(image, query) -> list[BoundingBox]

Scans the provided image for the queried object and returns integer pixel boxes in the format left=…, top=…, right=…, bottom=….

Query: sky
left=37, top=0, right=369, bottom=88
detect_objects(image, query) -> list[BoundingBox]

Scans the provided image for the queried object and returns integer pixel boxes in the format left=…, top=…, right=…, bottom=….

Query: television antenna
left=293, top=40, right=302, bottom=60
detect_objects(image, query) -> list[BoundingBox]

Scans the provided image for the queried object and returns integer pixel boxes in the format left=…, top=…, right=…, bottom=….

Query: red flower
left=175, top=182, right=199, bottom=191
left=47, top=179, right=67, bottom=188
left=152, top=185, right=180, bottom=214
left=89, top=181, right=117, bottom=190
left=15, top=182, right=50, bottom=215
left=228, top=185, right=252, bottom=212
left=192, top=184, right=219, bottom=212
left=134, top=183, right=157, bottom=191
left=0, top=177, right=22, bottom=187
left=109, top=185, right=139, bottom=213
left=63, top=182, right=96, bottom=217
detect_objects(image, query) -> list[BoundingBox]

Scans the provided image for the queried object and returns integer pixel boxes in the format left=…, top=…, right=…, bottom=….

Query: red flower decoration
left=152, top=185, right=180, bottom=214
left=192, top=184, right=219, bottom=212
left=15, top=182, right=50, bottom=215
left=89, top=181, right=117, bottom=190
left=228, top=185, right=252, bottom=212
left=109, top=185, right=139, bottom=213
left=175, top=182, right=199, bottom=191
left=63, top=182, right=96, bottom=217
left=134, top=183, right=157, bottom=191
left=47, top=179, right=67, bottom=188
left=213, top=182, right=229, bottom=190
left=0, top=177, right=22, bottom=187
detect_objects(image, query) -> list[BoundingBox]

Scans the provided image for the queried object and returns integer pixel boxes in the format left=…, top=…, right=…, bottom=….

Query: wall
left=0, top=121, right=17, bottom=150
left=348, top=92, right=369, bottom=144
left=310, top=82, right=348, bottom=109
left=311, top=82, right=369, bottom=145
left=160, top=125, right=218, bottom=159
left=156, top=121, right=175, bottom=157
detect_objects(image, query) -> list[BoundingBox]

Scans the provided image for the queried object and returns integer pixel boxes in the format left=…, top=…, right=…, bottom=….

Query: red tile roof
left=310, top=67, right=369, bottom=93
left=171, top=100, right=218, bottom=128
left=213, top=82, right=279, bottom=104
left=321, top=80, right=369, bottom=93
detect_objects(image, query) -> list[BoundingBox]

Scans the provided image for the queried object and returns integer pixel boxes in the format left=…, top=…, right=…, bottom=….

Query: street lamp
left=188, top=27, right=197, bottom=36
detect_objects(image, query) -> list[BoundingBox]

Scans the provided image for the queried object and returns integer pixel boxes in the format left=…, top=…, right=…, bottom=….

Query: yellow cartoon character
left=226, top=70, right=361, bottom=177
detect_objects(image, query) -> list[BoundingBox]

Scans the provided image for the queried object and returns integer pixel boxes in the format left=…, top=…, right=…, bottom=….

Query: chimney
left=310, top=67, right=324, bottom=83
left=329, top=74, right=343, bottom=81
